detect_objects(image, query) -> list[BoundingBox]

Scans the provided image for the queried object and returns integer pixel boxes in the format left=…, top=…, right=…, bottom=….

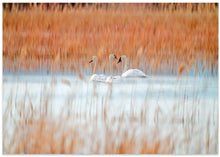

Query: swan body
left=89, top=56, right=107, bottom=82
left=89, top=74, right=107, bottom=82
left=105, top=75, right=122, bottom=83
left=122, top=69, right=147, bottom=78
left=118, top=55, right=148, bottom=78
left=89, top=54, right=119, bottom=83
left=105, top=54, right=121, bottom=83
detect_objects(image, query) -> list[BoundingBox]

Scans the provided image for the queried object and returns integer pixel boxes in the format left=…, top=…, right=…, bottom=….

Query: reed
left=178, top=62, right=186, bottom=77
left=2, top=3, right=218, bottom=154
left=3, top=78, right=218, bottom=154
left=3, top=3, right=218, bottom=76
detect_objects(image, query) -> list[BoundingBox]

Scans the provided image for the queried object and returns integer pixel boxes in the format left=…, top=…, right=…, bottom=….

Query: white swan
left=117, top=55, right=147, bottom=78
left=89, top=56, right=107, bottom=82
left=105, top=54, right=122, bottom=83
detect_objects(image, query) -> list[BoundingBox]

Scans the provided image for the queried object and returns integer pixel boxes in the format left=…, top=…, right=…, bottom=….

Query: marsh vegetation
left=2, top=3, right=218, bottom=154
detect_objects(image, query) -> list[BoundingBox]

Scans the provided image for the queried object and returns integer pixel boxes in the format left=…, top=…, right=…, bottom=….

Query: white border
left=0, top=1, right=2, bottom=156
left=1, top=1, right=219, bottom=157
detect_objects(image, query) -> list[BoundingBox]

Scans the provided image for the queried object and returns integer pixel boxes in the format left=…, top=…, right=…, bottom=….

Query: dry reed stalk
left=195, top=65, right=198, bottom=76
left=178, top=62, right=186, bottom=77
left=206, top=115, right=210, bottom=154
left=154, top=59, right=160, bottom=70
left=3, top=3, right=218, bottom=74
left=140, top=141, right=162, bottom=154
left=135, top=46, right=143, bottom=68
left=78, top=72, right=84, bottom=80
left=54, top=52, right=60, bottom=63
left=61, top=79, right=71, bottom=87
left=19, top=46, right=27, bottom=59
left=188, top=57, right=194, bottom=71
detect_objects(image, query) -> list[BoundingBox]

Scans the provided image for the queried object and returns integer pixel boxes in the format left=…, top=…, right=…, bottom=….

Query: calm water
left=3, top=73, right=218, bottom=121
left=2, top=73, right=218, bottom=154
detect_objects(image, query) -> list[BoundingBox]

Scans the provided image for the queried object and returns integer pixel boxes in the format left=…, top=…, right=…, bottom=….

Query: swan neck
left=93, top=60, right=97, bottom=74
left=109, top=57, right=113, bottom=76
left=123, top=58, right=128, bottom=73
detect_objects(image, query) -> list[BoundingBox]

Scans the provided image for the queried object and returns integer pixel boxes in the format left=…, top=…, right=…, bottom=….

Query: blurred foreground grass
left=3, top=78, right=218, bottom=154
left=2, top=3, right=218, bottom=154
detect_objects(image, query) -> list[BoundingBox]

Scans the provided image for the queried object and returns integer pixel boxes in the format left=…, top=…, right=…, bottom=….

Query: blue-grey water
left=3, top=73, right=218, bottom=154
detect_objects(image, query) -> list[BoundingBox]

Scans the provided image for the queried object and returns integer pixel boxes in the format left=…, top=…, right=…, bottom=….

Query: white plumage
left=89, top=54, right=120, bottom=83
left=89, top=56, right=107, bottom=82
left=105, top=75, right=122, bottom=83
left=122, top=69, right=147, bottom=78
left=105, top=54, right=121, bottom=83
left=118, top=55, right=148, bottom=78
left=89, top=74, right=107, bottom=82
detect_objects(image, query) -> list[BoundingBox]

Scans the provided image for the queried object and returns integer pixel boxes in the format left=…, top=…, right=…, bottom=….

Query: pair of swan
left=89, top=54, right=118, bottom=82
left=89, top=54, right=147, bottom=83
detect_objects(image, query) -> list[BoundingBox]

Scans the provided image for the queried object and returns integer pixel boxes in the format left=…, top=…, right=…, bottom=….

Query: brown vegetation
left=3, top=3, right=218, bottom=75
left=3, top=80, right=218, bottom=154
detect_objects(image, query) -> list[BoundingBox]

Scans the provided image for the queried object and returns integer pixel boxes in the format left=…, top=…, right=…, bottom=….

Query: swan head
left=117, top=57, right=122, bottom=64
left=109, top=54, right=117, bottom=61
left=89, top=56, right=98, bottom=63
left=117, top=55, right=127, bottom=64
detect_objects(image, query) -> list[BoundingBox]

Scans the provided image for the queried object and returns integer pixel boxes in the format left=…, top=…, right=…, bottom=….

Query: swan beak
left=89, top=59, right=93, bottom=63
left=117, top=57, right=121, bottom=64
left=114, top=55, right=117, bottom=59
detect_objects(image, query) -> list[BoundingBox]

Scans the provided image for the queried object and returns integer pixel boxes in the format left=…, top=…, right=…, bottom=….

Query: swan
left=117, top=55, right=147, bottom=78
left=105, top=54, right=122, bottom=83
left=89, top=56, right=107, bottom=82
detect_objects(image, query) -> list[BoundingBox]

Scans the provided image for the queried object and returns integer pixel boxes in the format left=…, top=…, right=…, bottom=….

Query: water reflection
left=107, top=83, right=113, bottom=99
left=92, top=82, right=97, bottom=97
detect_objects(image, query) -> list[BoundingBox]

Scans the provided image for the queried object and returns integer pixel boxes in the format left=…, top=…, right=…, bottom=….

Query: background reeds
left=2, top=3, right=218, bottom=154
left=3, top=3, right=218, bottom=75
